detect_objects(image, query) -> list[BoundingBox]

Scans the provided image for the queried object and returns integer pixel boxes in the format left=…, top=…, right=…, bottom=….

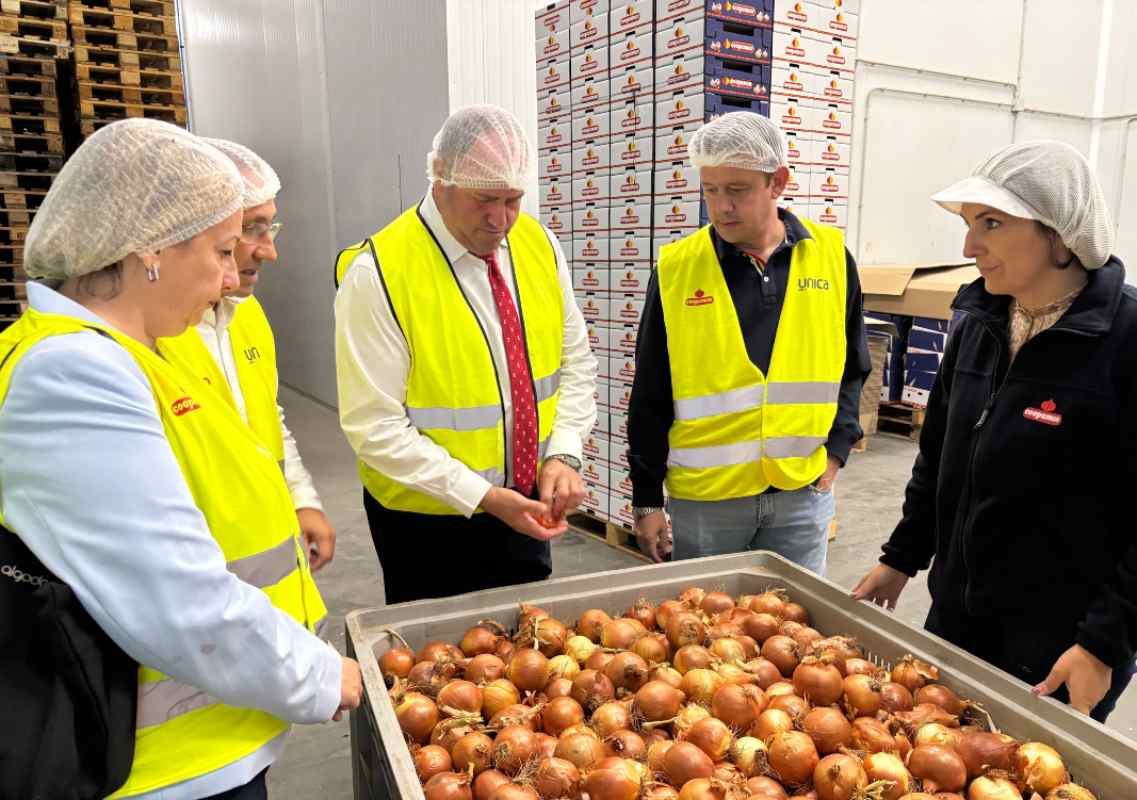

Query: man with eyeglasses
left=164, top=138, right=337, bottom=573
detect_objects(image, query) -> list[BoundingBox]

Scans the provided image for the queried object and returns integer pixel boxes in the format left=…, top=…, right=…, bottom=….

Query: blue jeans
left=668, top=486, right=834, bottom=575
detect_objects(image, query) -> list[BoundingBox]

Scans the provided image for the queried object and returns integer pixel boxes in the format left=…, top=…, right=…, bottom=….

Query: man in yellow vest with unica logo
left=628, top=112, right=870, bottom=573
left=164, top=139, right=337, bottom=572
left=334, top=105, right=598, bottom=603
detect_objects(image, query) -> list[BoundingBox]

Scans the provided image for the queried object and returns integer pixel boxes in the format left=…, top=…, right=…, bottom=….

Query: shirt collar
left=27, top=281, right=122, bottom=331
left=199, top=295, right=243, bottom=331
left=711, top=207, right=812, bottom=266
left=418, top=189, right=510, bottom=266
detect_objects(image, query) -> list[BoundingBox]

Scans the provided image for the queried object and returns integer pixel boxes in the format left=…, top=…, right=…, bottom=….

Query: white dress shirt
left=0, top=283, right=342, bottom=799
left=196, top=297, right=323, bottom=511
left=335, top=190, right=598, bottom=516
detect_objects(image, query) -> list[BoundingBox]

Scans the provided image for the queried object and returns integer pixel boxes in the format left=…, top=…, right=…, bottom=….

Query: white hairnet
left=688, top=111, right=787, bottom=173
left=201, top=137, right=281, bottom=208
left=932, top=140, right=1114, bottom=269
left=427, top=104, right=532, bottom=191
left=25, top=119, right=243, bottom=281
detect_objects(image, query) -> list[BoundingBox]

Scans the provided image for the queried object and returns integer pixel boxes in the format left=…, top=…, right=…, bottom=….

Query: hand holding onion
left=537, top=457, right=585, bottom=521
left=480, top=486, right=566, bottom=541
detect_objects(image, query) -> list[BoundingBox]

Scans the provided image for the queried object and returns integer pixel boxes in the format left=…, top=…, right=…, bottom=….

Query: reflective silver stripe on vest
left=406, top=403, right=500, bottom=432
left=674, top=383, right=764, bottom=421
left=668, top=440, right=762, bottom=469
left=227, top=538, right=298, bottom=589
left=534, top=371, right=561, bottom=402
left=478, top=467, right=506, bottom=485
left=138, top=679, right=218, bottom=729
left=764, top=435, right=827, bottom=459
left=315, top=615, right=330, bottom=639
left=538, top=437, right=549, bottom=461
left=766, top=381, right=840, bottom=405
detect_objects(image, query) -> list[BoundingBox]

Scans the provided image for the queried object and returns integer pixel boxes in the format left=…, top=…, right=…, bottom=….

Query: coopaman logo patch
left=686, top=288, right=714, bottom=306
left=171, top=396, right=202, bottom=416
left=1024, top=399, right=1062, bottom=426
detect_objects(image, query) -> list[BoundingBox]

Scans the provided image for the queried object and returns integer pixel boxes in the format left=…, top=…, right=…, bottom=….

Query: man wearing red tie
left=334, top=105, right=598, bottom=603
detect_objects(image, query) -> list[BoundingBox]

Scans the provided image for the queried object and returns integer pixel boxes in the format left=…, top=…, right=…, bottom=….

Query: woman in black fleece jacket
left=853, top=141, right=1137, bottom=723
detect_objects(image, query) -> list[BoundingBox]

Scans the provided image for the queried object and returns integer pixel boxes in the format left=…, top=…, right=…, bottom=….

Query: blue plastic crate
left=705, top=18, right=772, bottom=63
left=705, top=92, right=769, bottom=118
left=706, top=57, right=771, bottom=101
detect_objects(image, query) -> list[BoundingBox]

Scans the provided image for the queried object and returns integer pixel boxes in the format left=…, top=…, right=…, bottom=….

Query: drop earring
left=146, top=262, right=160, bottom=282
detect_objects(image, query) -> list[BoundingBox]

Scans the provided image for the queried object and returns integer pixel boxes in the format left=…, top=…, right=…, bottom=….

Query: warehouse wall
left=180, top=0, right=449, bottom=406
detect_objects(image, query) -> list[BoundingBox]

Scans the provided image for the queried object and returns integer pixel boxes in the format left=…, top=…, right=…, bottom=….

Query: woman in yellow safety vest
left=0, top=119, right=360, bottom=799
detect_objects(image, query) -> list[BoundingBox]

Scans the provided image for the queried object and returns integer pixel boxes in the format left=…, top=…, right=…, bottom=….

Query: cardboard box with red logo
left=609, top=382, right=634, bottom=414
left=611, top=297, right=646, bottom=327
left=783, top=130, right=810, bottom=168
left=583, top=430, right=611, bottom=462
left=770, top=64, right=825, bottom=103
left=538, top=121, right=571, bottom=152
left=610, top=494, right=635, bottom=528
left=572, top=111, right=612, bottom=144
left=609, top=64, right=654, bottom=103
left=610, top=0, right=653, bottom=33
left=571, top=76, right=611, bottom=112
left=610, top=467, right=633, bottom=499
left=573, top=172, right=611, bottom=203
left=611, top=325, right=639, bottom=356
left=811, top=136, right=851, bottom=169
left=574, top=234, right=611, bottom=263
left=654, top=163, right=699, bottom=198
left=811, top=0, right=859, bottom=41
left=770, top=96, right=806, bottom=133
left=572, top=0, right=611, bottom=22
left=610, top=234, right=652, bottom=262
left=810, top=200, right=848, bottom=229
left=610, top=200, right=651, bottom=233
left=610, top=265, right=651, bottom=293
left=574, top=266, right=610, bottom=292
left=581, top=459, right=611, bottom=489
left=611, top=354, right=638, bottom=383
left=654, top=90, right=706, bottom=130
left=811, top=105, right=852, bottom=140
left=777, top=195, right=809, bottom=220
left=538, top=88, right=571, bottom=122
left=577, top=292, right=610, bottom=323
left=538, top=60, right=571, bottom=93
left=774, top=0, right=817, bottom=30
left=810, top=166, right=849, bottom=201
left=537, top=1, right=571, bottom=37
left=654, top=199, right=700, bottom=230
left=610, top=168, right=652, bottom=202
left=580, top=483, right=608, bottom=517
left=655, top=16, right=705, bottom=60
left=806, top=31, right=854, bottom=76
left=783, top=163, right=811, bottom=197
left=609, top=99, right=653, bottom=137
left=653, top=125, right=700, bottom=164
left=653, top=230, right=688, bottom=261
left=571, top=9, right=610, bottom=50
left=654, top=50, right=706, bottom=94
left=540, top=151, right=571, bottom=181
left=542, top=208, right=573, bottom=239
left=537, top=30, right=571, bottom=64
left=610, top=135, right=653, bottom=171
left=540, top=177, right=571, bottom=209
left=654, top=0, right=774, bottom=27
left=573, top=204, right=611, bottom=236
left=572, top=142, right=612, bottom=174
left=572, top=45, right=611, bottom=82
left=586, top=320, right=610, bottom=353
left=610, top=410, right=629, bottom=440
left=610, top=28, right=653, bottom=70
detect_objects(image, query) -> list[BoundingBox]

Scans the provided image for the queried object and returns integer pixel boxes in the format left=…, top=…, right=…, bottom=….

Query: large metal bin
left=346, top=552, right=1137, bottom=799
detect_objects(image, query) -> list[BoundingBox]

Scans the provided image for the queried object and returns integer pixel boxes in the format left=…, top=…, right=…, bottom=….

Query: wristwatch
left=633, top=506, right=665, bottom=521
left=546, top=453, right=582, bottom=472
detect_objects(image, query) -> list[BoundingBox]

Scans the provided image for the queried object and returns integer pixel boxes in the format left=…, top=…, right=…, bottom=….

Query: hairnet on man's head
left=426, top=104, right=532, bottom=191
left=24, top=119, right=243, bottom=281
left=932, top=140, right=1115, bottom=269
left=688, top=112, right=787, bottom=173
left=201, top=137, right=281, bottom=209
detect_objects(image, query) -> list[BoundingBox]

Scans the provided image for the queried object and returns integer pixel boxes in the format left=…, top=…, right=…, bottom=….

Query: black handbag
left=0, top=526, right=137, bottom=800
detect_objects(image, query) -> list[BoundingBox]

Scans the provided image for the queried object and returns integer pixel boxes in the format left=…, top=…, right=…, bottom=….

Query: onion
left=684, top=716, right=734, bottom=761
left=744, top=613, right=784, bottom=643
left=487, top=785, right=538, bottom=800
left=438, top=680, right=484, bottom=716
left=736, top=634, right=761, bottom=660
left=765, top=680, right=797, bottom=698
left=653, top=665, right=684, bottom=689
left=601, top=618, right=645, bottom=651
left=676, top=778, right=729, bottom=800
left=376, top=643, right=415, bottom=683
left=540, top=695, right=583, bottom=737
left=793, top=657, right=844, bottom=706
left=554, top=731, right=604, bottom=771
left=461, top=624, right=504, bottom=657
left=674, top=645, right=716, bottom=674
left=396, top=692, right=439, bottom=744
left=627, top=597, right=658, bottom=630
left=864, top=752, right=911, bottom=800
left=780, top=621, right=806, bottom=639
left=409, top=660, right=453, bottom=692
left=701, top=590, right=735, bottom=615
left=591, top=700, right=632, bottom=738
left=767, top=730, right=820, bottom=788
left=635, top=680, right=686, bottom=722
left=710, top=636, right=748, bottom=663
left=749, top=588, right=789, bottom=617
left=570, top=669, right=615, bottom=711
left=415, top=744, right=453, bottom=782
left=850, top=717, right=896, bottom=754
left=466, top=654, right=508, bottom=684
left=880, top=682, right=915, bottom=712
left=473, top=769, right=511, bottom=800
left=913, top=723, right=962, bottom=750
left=716, top=661, right=760, bottom=687
left=604, top=651, right=650, bottom=694
left=420, top=641, right=464, bottom=665
left=802, top=706, right=852, bottom=755
left=489, top=704, right=541, bottom=732
left=746, top=776, right=790, bottom=799
left=667, top=612, right=708, bottom=650
left=711, top=683, right=768, bottom=731
left=672, top=703, right=712, bottom=739
left=1045, top=785, right=1098, bottom=800
left=582, top=767, right=640, bottom=800
left=681, top=668, right=724, bottom=706
left=643, top=726, right=670, bottom=746
left=679, top=586, right=707, bottom=609
left=564, top=635, right=596, bottom=667
left=891, top=656, right=940, bottom=693
left=1015, top=742, right=1069, bottom=796
left=744, top=657, right=785, bottom=689
left=507, top=649, right=550, bottom=693
left=955, top=730, right=1018, bottom=780
left=547, top=654, right=580, bottom=683
left=769, top=692, right=810, bottom=722
left=813, top=753, right=867, bottom=800
left=730, top=735, right=770, bottom=777
left=714, top=762, right=743, bottom=784
left=793, top=627, right=825, bottom=651
left=663, top=740, right=715, bottom=787
left=586, top=650, right=615, bottom=672
left=482, top=679, right=521, bottom=720
left=893, top=732, right=913, bottom=760
left=762, top=635, right=802, bottom=677
left=523, top=617, right=568, bottom=658
left=578, top=609, right=612, bottom=642
left=643, top=785, right=681, bottom=800
left=495, top=640, right=514, bottom=663
left=532, top=756, right=581, bottom=800
left=425, top=771, right=473, bottom=800
left=634, top=632, right=671, bottom=665
left=518, top=603, right=549, bottom=628
left=432, top=718, right=481, bottom=752
left=533, top=733, right=557, bottom=760
left=916, top=684, right=968, bottom=716
left=753, top=708, right=795, bottom=741
left=452, top=732, right=494, bottom=775
left=646, top=739, right=675, bottom=773
left=560, top=721, right=599, bottom=740
left=783, top=601, right=810, bottom=625
left=603, top=729, right=646, bottom=760
left=907, top=745, right=967, bottom=793
left=894, top=704, right=959, bottom=737
left=967, top=774, right=1022, bottom=800
left=656, top=600, right=687, bottom=632
left=845, top=658, right=882, bottom=677
left=491, top=725, right=538, bottom=776
left=842, top=673, right=883, bottom=718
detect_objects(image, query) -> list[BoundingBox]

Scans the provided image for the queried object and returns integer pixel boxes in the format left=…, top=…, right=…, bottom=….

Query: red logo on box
left=828, top=46, right=846, bottom=66
left=685, top=288, right=714, bottom=306
left=668, top=26, right=690, bottom=49
left=823, top=111, right=843, bottom=130
left=819, top=206, right=838, bottom=224
left=785, top=37, right=806, bottom=57
left=821, top=142, right=840, bottom=162
left=787, top=1, right=808, bottom=22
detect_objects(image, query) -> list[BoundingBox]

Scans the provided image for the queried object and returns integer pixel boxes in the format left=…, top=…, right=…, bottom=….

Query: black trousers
left=925, top=605, right=1137, bottom=723
left=203, top=769, right=268, bottom=799
left=363, top=489, right=553, bottom=604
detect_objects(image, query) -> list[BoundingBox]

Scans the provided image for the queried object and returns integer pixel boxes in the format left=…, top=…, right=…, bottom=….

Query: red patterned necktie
left=481, top=252, right=538, bottom=495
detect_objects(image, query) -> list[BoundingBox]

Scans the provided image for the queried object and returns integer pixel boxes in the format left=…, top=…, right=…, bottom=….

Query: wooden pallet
left=0, top=186, right=47, bottom=209
left=568, top=509, right=647, bottom=560
left=0, top=32, right=72, bottom=57
left=70, top=24, right=176, bottom=52
left=72, top=42, right=179, bottom=71
left=0, top=53, right=57, bottom=76
left=0, top=112, right=61, bottom=133
left=0, top=92, right=59, bottom=114
left=78, top=114, right=183, bottom=136
left=73, top=0, right=175, bottom=17
left=0, top=73, right=57, bottom=96
left=69, top=5, right=175, bottom=35
left=76, top=79, right=182, bottom=105
left=0, top=127, right=62, bottom=153
left=75, top=61, right=181, bottom=89
left=0, top=223, right=28, bottom=242
left=0, top=169, right=55, bottom=190
left=78, top=96, right=185, bottom=123
left=0, top=204, right=32, bottom=224
left=876, top=402, right=925, bottom=441
left=0, top=0, right=67, bottom=19
left=0, top=262, right=28, bottom=280
left=0, top=150, right=62, bottom=171
left=0, top=14, right=68, bottom=41
left=0, top=243, right=25, bottom=263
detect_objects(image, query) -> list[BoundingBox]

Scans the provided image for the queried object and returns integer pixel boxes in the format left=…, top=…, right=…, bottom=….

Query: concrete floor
left=269, top=386, right=1137, bottom=797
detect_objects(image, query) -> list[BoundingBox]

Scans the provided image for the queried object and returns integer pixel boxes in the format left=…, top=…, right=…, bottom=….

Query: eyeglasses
left=240, top=221, right=283, bottom=244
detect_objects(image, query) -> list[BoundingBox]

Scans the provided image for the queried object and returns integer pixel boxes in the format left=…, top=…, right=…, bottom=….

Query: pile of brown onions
left=380, top=589, right=1097, bottom=800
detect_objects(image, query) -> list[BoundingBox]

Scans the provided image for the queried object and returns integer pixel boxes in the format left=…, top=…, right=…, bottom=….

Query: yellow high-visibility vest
left=335, top=207, right=564, bottom=514
left=658, top=220, right=847, bottom=501
left=0, top=309, right=328, bottom=798
left=162, top=296, right=284, bottom=462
